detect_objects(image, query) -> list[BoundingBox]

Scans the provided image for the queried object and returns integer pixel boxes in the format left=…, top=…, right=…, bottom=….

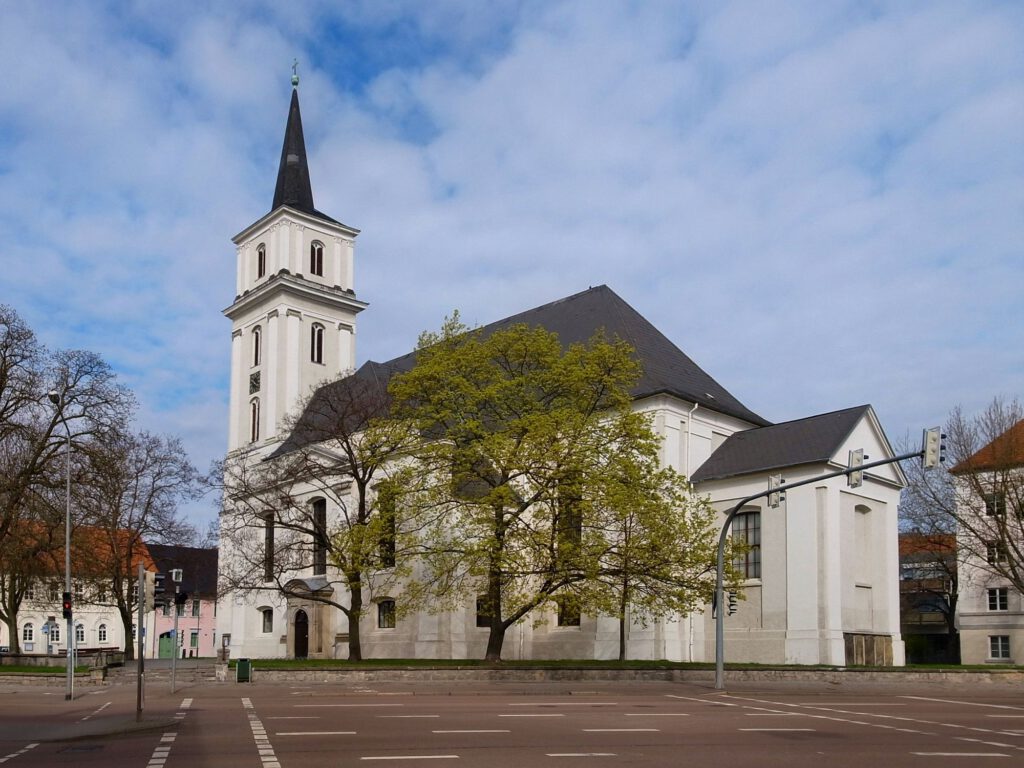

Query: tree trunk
left=3, top=615, right=20, bottom=655
left=348, top=579, right=363, bottom=661
left=485, top=620, right=507, bottom=662
left=119, top=605, right=135, bottom=661
left=618, top=577, right=629, bottom=662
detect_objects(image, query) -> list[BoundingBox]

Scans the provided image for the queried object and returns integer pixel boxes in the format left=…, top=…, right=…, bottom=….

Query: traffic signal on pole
left=848, top=449, right=864, bottom=488
left=62, top=592, right=72, bottom=620
left=922, top=427, right=945, bottom=469
left=174, top=590, right=189, bottom=607
left=727, top=591, right=738, bottom=616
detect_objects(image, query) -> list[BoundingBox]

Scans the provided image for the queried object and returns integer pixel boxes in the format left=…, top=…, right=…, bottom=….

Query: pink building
left=145, top=544, right=218, bottom=658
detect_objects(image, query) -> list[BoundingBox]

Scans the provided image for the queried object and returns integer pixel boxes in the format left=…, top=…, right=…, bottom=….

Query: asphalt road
left=1, top=678, right=1022, bottom=767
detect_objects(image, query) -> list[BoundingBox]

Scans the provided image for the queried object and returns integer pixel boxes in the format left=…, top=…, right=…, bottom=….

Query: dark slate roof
left=691, top=405, right=871, bottom=483
left=271, top=86, right=340, bottom=226
left=273, top=285, right=767, bottom=457
left=145, top=544, right=218, bottom=598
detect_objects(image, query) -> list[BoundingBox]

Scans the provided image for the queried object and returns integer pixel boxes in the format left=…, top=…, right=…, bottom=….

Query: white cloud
left=0, top=1, right=1020, bottom=530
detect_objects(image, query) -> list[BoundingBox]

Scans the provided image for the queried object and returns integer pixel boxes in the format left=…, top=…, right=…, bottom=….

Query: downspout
left=685, top=402, right=698, bottom=662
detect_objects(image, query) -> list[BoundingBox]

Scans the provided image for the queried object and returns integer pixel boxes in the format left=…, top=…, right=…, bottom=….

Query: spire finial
left=291, top=58, right=299, bottom=88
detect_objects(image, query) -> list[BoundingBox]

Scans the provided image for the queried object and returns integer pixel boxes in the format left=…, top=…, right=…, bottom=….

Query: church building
left=216, top=78, right=907, bottom=667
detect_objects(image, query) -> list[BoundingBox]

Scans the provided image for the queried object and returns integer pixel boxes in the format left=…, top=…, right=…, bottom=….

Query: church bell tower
left=224, top=71, right=366, bottom=452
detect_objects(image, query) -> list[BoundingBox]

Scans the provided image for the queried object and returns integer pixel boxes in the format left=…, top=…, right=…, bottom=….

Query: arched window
left=311, top=498, right=328, bottom=575
left=250, top=398, right=260, bottom=443
left=260, top=608, right=274, bottom=634
left=75, top=624, right=85, bottom=644
left=310, top=241, right=324, bottom=277
left=377, top=599, right=396, bottom=629
left=310, top=323, right=324, bottom=364
left=252, top=326, right=262, bottom=367
left=22, top=623, right=33, bottom=643
left=732, top=511, right=761, bottom=579
left=257, top=244, right=266, bottom=278
left=50, top=624, right=61, bottom=643
left=98, top=624, right=107, bottom=644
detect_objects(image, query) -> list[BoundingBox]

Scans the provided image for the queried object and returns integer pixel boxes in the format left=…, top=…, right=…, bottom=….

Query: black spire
left=272, top=85, right=317, bottom=215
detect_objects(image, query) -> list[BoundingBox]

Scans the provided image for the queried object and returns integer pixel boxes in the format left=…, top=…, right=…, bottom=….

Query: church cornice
left=232, top=205, right=359, bottom=245
left=224, top=269, right=368, bottom=320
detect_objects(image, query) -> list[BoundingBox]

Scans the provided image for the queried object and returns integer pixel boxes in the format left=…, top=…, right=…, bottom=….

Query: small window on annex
left=557, top=598, right=581, bottom=627
left=75, top=624, right=85, bottom=644
left=989, top=635, right=1011, bottom=660
left=98, top=624, right=108, bottom=644
left=377, top=599, right=396, bottom=629
left=50, top=624, right=61, bottom=643
left=310, top=323, right=325, bottom=364
left=261, top=608, right=273, bottom=634
left=988, top=588, right=1009, bottom=611
left=257, top=244, right=266, bottom=278
left=310, top=241, right=324, bottom=277
left=732, top=510, right=761, bottom=579
left=22, top=623, right=34, bottom=643
left=475, top=596, right=492, bottom=628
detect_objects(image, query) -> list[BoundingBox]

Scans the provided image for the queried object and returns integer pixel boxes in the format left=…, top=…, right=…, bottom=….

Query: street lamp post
left=47, top=390, right=73, bottom=701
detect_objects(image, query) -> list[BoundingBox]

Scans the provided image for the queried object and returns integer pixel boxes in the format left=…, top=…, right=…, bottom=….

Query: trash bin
left=236, top=657, right=251, bottom=683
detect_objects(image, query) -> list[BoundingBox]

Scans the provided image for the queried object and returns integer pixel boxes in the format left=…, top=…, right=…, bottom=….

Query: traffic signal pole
left=713, top=436, right=940, bottom=691
left=136, top=562, right=145, bottom=721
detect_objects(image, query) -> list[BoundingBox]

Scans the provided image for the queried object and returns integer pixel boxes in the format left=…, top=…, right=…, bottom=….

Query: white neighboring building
left=952, top=420, right=1024, bottom=665
left=216, top=80, right=906, bottom=666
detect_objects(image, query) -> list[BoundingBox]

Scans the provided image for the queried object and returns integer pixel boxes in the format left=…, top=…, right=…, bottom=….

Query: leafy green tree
left=390, top=315, right=713, bottom=661
left=581, top=455, right=721, bottom=661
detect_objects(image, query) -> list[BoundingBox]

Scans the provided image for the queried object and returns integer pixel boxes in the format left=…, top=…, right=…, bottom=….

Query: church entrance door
left=294, top=610, right=309, bottom=659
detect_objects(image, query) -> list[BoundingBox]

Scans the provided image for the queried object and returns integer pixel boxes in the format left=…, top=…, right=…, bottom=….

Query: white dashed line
left=147, top=732, right=176, bottom=768
left=296, top=703, right=404, bottom=708
left=739, top=728, right=815, bottom=732
left=80, top=701, right=111, bottom=721
left=246, top=699, right=280, bottom=768
left=624, top=713, right=689, bottom=717
left=0, top=743, right=38, bottom=764
left=911, top=753, right=1008, bottom=758
left=582, top=728, right=659, bottom=733
left=547, top=754, right=616, bottom=758
left=499, top=714, right=564, bottom=718
left=361, top=756, right=459, bottom=761
left=432, top=730, right=510, bottom=734
left=276, top=731, right=356, bottom=736
left=380, top=715, right=441, bottom=719
left=903, top=697, right=1024, bottom=711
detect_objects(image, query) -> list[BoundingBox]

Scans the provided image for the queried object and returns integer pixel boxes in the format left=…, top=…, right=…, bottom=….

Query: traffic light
left=727, top=591, right=738, bottom=616
left=922, top=427, right=945, bottom=469
left=62, top=591, right=72, bottom=620
left=848, top=449, right=864, bottom=488
left=174, top=590, right=189, bottom=607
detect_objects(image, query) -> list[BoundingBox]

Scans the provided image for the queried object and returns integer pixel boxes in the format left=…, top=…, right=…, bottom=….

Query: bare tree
left=903, top=398, right=1023, bottom=596
left=218, top=368, right=418, bottom=660
left=0, top=305, right=133, bottom=647
left=77, top=428, right=198, bottom=659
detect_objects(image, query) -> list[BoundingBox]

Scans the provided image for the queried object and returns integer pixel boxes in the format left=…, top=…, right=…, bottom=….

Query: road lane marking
left=624, top=713, right=689, bottom=717
left=912, top=753, right=1008, bottom=758
left=361, top=756, right=459, bottom=761
left=267, top=716, right=320, bottom=719
left=296, top=703, right=404, bottom=708
left=499, top=714, right=564, bottom=718
left=508, top=702, right=618, bottom=707
left=739, top=728, right=815, bottom=732
left=80, top=701, right=111, bottom=721
left=0, top=743, right=37, bottom=764
left=582, top=728, right=659, bottom=733
left=432, top=730, right=510, bottom=734
left=746, top=713, right=801, bottom=716
left=246, top=700, right=281, bottom=768
left=276, top=731, right=356, bottom=736
left=380, top=715, right=441, bottom=718
left=988, top=715, right=1024, bottom=718
left=547, top=754, right=617, bottom=758
left=903, top=697, right=1024, bottom=711
left=147, top=732, right=176, bottom=768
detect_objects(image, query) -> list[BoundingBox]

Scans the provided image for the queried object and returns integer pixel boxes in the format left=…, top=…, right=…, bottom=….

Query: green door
left=158, top=632, right=175, bottom=659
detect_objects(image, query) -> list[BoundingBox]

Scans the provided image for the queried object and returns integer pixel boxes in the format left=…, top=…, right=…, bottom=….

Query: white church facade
left=216, top=79, right=906, bottom=667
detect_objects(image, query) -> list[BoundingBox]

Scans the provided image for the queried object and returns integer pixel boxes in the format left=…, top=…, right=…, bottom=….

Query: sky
left=1, top=1, right=1021, bottom=533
